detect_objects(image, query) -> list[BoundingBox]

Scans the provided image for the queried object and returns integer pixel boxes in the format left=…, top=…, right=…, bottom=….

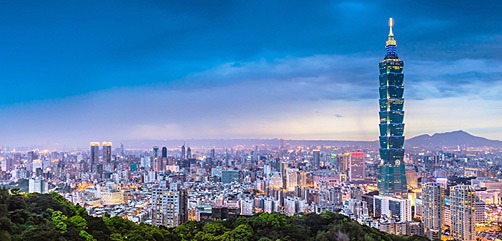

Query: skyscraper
left=450, top=185, right=475, bottom=241
left=377, top=18, right=407, bottom=197
left=187, top=147, right=192, bottom=159
left=162, top=147, right=167, bottom=158
left=422, top=182, right=444, bottom=240
left=153, top=146, right=159, bottom=158
left=181, top=145, right=186, bottom=160
left=349, top=152, right=366, bottom=181
left=312, top=150, right=320, bottom=169
left=102, top=142, right=112, bottom=163
left=90, top=142, right=100, bottom=172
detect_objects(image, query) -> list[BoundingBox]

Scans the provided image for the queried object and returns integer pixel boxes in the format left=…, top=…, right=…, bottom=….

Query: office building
left=221, top=169, right=239, bottom=183
left=102, top=142, right=112, bottom=163
left=422, top=183, right=444, bottom=240
left=313, top=150, right=320, bottom=169
left=153, top=146, right=159, bottom=158
left=349, top=152, right=365, bottom=181
left=90, top=142, right=100, bottom=172
left=450, top=185, right=475, bottom=241
left=377, top=18, right=407, bottom=197
left=162, top=147, right=167, bottom=158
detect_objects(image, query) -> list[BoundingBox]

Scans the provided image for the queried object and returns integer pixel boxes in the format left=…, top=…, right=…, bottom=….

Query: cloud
left=2, top=53, right=502, bottom=147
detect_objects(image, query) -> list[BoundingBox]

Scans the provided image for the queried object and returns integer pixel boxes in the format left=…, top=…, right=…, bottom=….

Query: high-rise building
left=181, top=145, right=186, bottom=160
left=450, top=185, right=475, bottom=241
left=210, top=148, right=215, bottom=159
left=377, top=18, right=407, bottom=198
left=312, top=150, right=320, bottom=169
left=286, top=168, right=299, bottom=192
left=187, top=147, right=192, bottom=159
left=152, top=183, right=188, bottom=227
left=475, top=197, right=486, bottom=224
left=338, top=153, right=350, bottom=173
left=102, top=142, right=112, bottom=163
left=90, top=142, right=100, bottom=172
left=422, top=183, right=444, bottom=240
left=153, top=146, right=159, bottom=158
left=162, top=147, right=167, bottom=158
left=349, top=152, right=366, bottom=181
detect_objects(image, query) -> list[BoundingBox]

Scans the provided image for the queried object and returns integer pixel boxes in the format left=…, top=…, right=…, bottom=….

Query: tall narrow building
left=312, top=150, right=320, bottom=169
left=422, top=182, right=444, bottom=240
left=90, top=142, right=100, bottom=172
left=162, top=147, right=167, bottom=158
left=349, top=152, right=366, bottom=181
left=377, top=18, right=407, bottom=197
left=102, top=142, right=112, bottom=163
left=450, top=185, right=475, bottom=241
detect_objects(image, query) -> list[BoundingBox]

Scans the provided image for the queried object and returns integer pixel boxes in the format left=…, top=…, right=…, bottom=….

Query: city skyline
left=2, top=1, right=502, bottom=147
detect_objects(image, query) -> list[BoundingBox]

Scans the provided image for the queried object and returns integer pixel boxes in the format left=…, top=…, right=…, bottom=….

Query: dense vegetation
left=0, top=187, right=429, bottom=241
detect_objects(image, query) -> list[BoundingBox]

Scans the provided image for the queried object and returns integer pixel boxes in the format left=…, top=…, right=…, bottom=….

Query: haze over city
left=1, top=1, right=502, bottom=148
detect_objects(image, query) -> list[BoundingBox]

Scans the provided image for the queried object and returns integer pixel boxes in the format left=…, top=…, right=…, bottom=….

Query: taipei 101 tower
left=377, top=18, right=407, bottom=198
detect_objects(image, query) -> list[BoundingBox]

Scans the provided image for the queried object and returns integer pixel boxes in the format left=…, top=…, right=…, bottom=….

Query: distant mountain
left=405, top=130, right=502, bottom=148
left=121, top=130, right=501, bottom=150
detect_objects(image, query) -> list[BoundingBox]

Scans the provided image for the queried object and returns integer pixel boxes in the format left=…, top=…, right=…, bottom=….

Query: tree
left=70, top=215, right=87, bottom=230
left=80, top=230, right=97, bottom=241
left=51, top=211, right=68, bottom=234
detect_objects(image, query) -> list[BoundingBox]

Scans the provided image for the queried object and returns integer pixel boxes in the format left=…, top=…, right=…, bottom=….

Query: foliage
left=52, top=211, right=68, bottom=233
left=0, top=187, right=430, bottom=241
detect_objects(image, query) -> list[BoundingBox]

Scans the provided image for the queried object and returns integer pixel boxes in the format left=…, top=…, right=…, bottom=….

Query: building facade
left=152, top=183, right=188, bottom=227
left=422, top=182, right=444, bottom=240
left=374, top=195, right=412, bottom=222
left=90, top=142, right=100, bottom=172
left=377, top=18, right=407, bottom=197
left=450, top=185, right=475, bottom=241
left=349, top=152, right=366, bottom=181
left=102, top=142, right=112, bottom=163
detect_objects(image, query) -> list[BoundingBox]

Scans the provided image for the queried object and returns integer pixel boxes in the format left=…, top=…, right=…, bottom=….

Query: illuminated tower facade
left=102, top=142, right=112, bottom=163
left=90, top=142, right=100, bottom=172
left=378, top=18, right=407, bottom=197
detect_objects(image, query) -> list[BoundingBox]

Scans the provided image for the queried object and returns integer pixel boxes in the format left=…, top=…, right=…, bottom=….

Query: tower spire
left=388, top=18, right=394, bottom=37
left=386, top=18, right=396, bottom=47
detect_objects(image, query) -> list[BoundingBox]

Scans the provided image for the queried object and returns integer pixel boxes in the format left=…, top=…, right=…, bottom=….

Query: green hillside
left=0, top=188, right=429, bottom=241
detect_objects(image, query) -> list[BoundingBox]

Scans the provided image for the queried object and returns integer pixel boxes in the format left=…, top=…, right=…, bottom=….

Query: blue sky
left=1, top=0, right=502, bottom=147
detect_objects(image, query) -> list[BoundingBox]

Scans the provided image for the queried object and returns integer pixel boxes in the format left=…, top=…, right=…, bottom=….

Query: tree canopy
left=0, top=187, right=429, bottom=241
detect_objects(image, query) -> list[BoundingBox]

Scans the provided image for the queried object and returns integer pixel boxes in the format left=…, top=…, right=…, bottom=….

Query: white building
left=374, top=195, right=412, bottom=222
left=28, top=178, right=48, bottom=194
left=240, top=199, right=253, bottom=216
